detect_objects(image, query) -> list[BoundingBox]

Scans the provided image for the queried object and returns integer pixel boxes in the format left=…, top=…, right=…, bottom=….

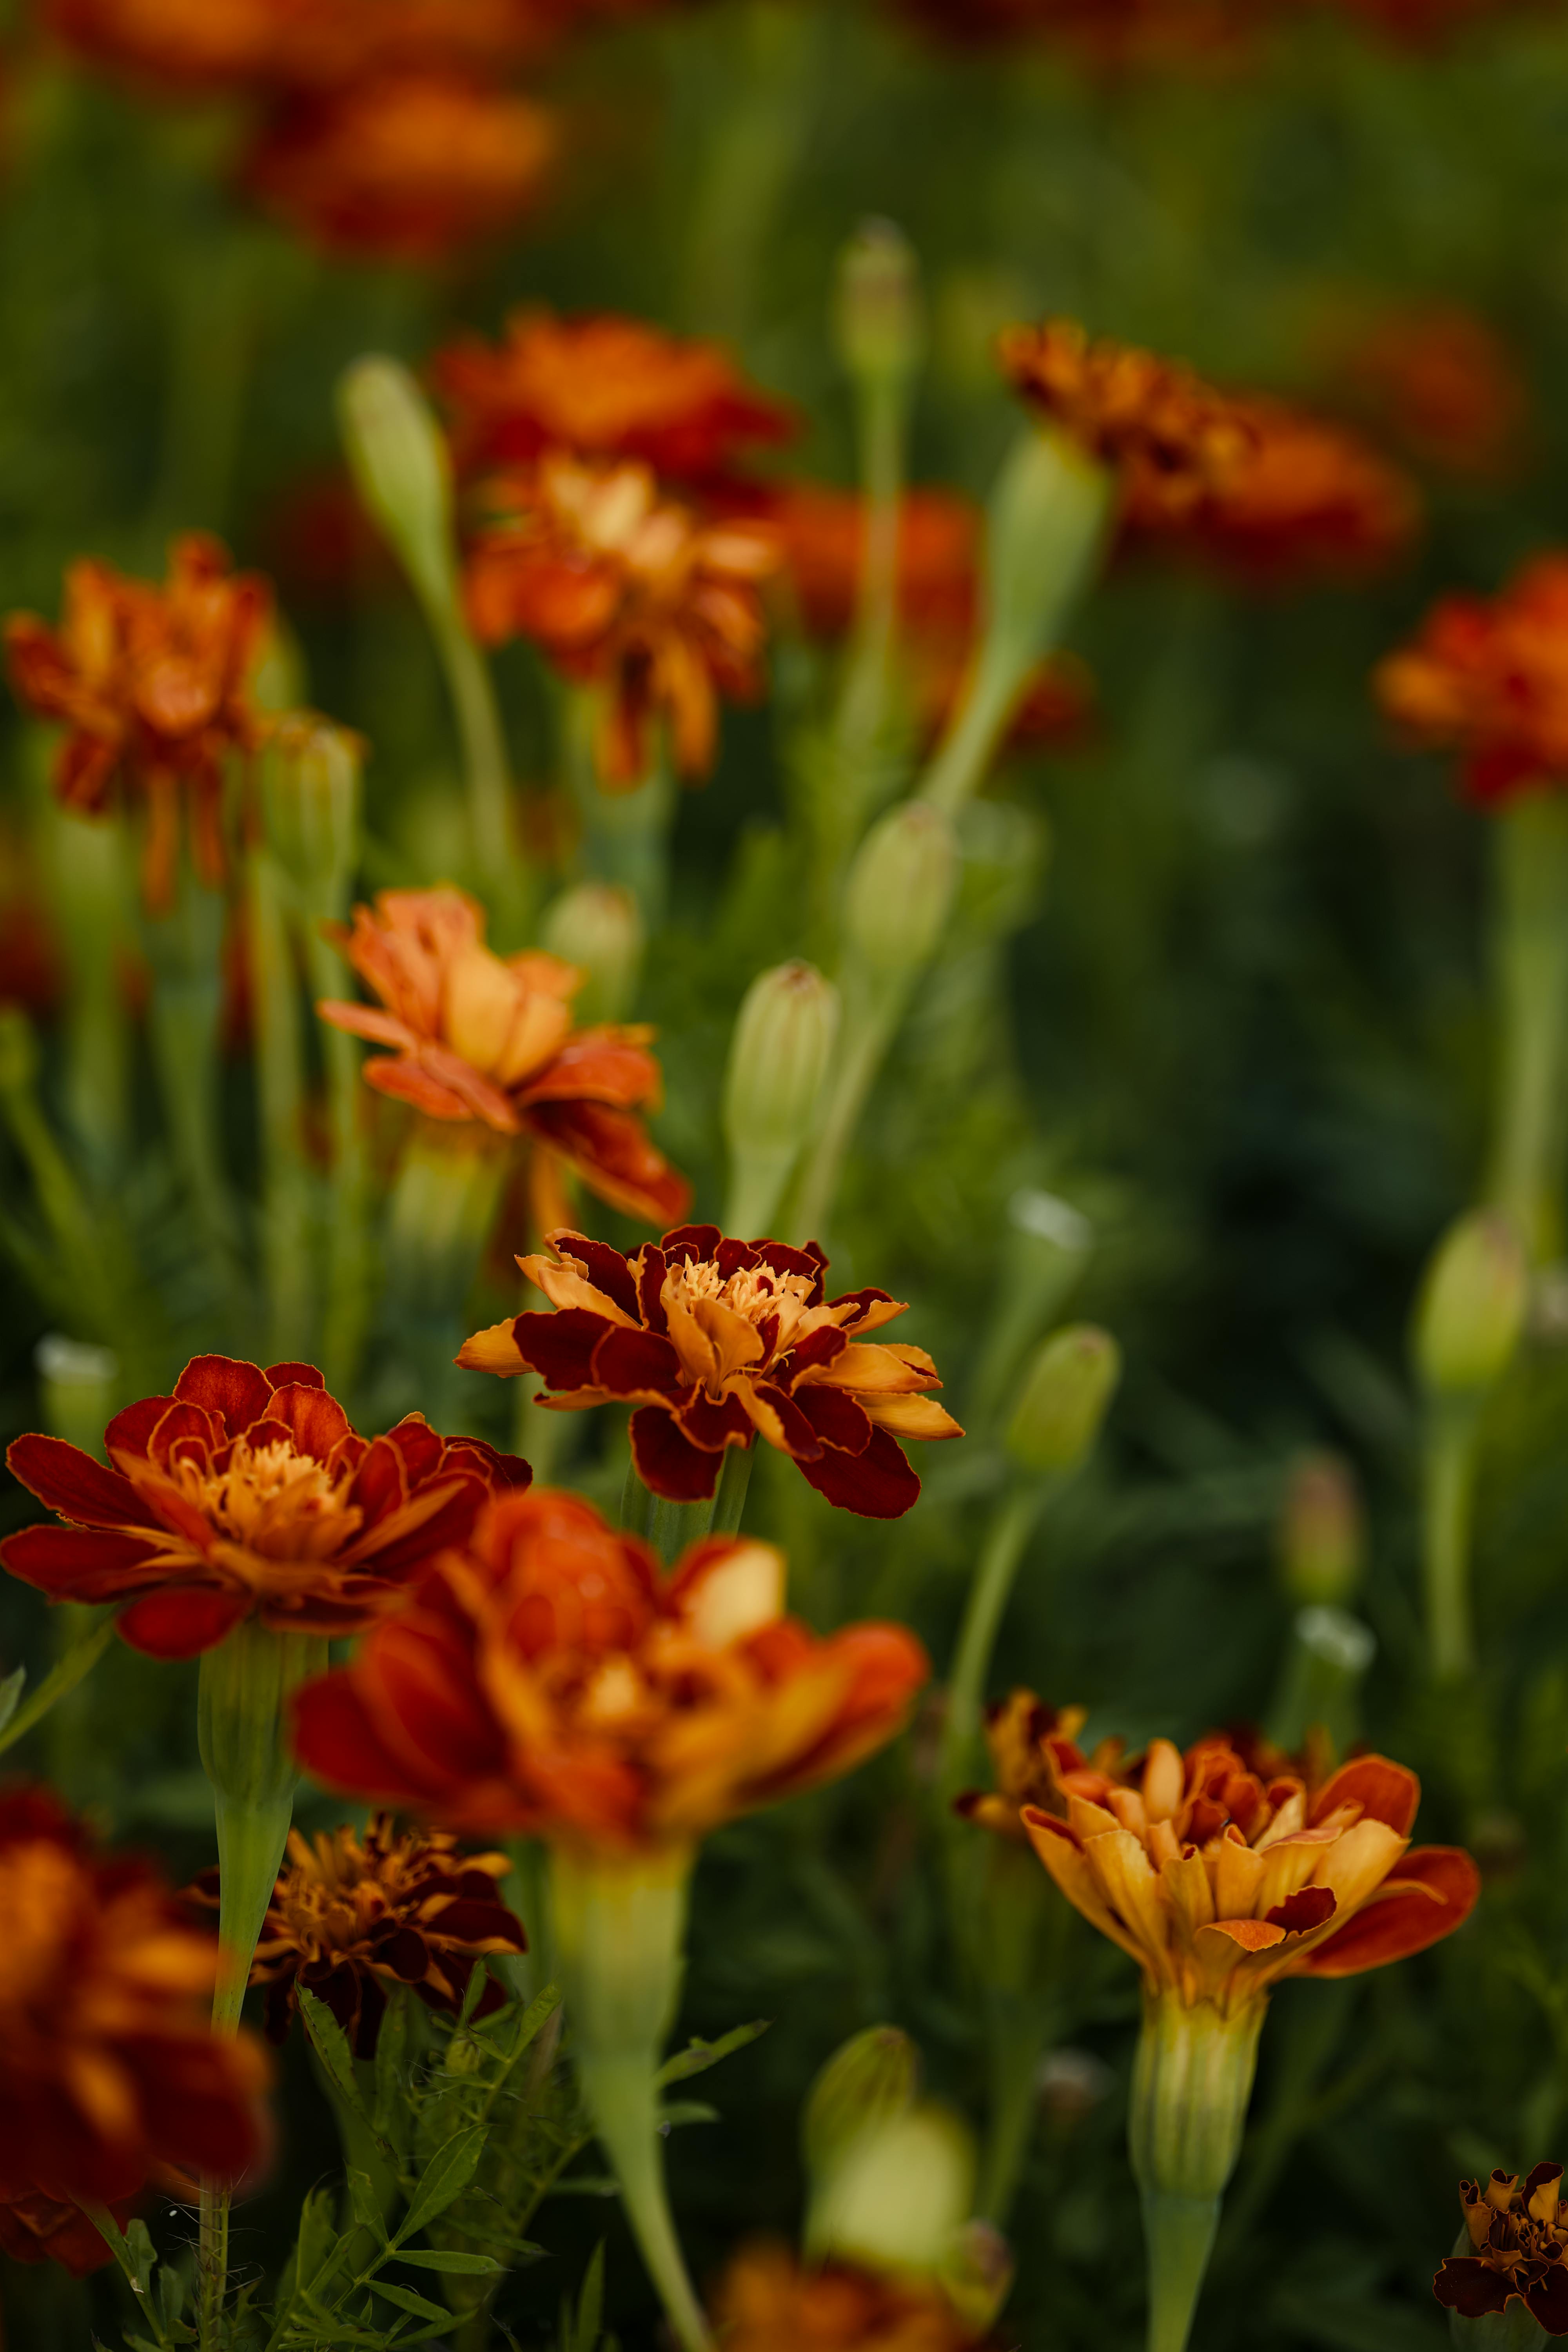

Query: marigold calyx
left=834, top=218, right=926, bottom=388
left=1413, top=1209, right=1529, bottom=1399
left=1004, top=1324, right=1120, bottom=1477
left=843, top=804, right=957, bottom=980
left=339, top=356, right=457, bottom=619
left=802, top=2025, right=919, bottom=2191
left=724, top=960, right=840, bottom=1165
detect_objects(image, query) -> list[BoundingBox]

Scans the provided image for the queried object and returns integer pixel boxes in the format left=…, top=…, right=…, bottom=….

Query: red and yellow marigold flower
left=711, top=2243, right=988, bottom=2352
left=1375, top=556, right=1568, bottom=806
left=460, top=1225, right=962, bottom=1517
left=465, top=453, right=779, bottom=786
left=1, top=1353, right=530, bottom=1660
left=291, top=1485, right=929, bottom=1850
left=4, top=535, right=272, bottom=913
left=198, top=1816, right=526, bottom=2058
left=1434, top=2166, right=1568, bottom=2334
left=434, top=307, right=795, bottom=484
left=0, top=1783, right=268, bottom=2220
left=316, top=885, right=688, bottom=1225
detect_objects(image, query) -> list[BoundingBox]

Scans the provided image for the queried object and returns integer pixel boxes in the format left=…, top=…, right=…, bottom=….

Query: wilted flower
left=2, top=1353, right=529, bottom=1659
left=317, top=885, right=688, bottom=1224
left=459, top=1225, right=962, bottom=1516
left=201, top=1816, right=525, bottom=2057
left=292, top=1486, right=929, bottom=1849
left=465, top=454, right=779, bottom=786
left=710, top=2243, right=989, bottom=2352
left=1322, top=300, right=1528, bottom=479
left=0, top=1784, right=268, bottom=2217
left=4, top=535, right=272, bottom=912
left=1434, top=2166, right=1568, bottom=2334
left=434, top=307, right=795, bottom=483
left=1375, top=556, right=1568, bottom=805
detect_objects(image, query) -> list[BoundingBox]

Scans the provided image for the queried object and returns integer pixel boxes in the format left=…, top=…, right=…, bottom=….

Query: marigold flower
left=4, top=535, right=272, bottom=913
left=434, top=307, right=796, bottom=483
left=1, top=1353, right=530, bottom=1661
left=465, top=454, right=779, bottom=786
left=1322, top=301, right=1528, bottom=479
left=1375, top=556, right=1568, bottom=806
left=41, top=0, right=566, bottom=96
left=199, top=1816, right=525, bottom=2058
left=316, top=885, right=688, bottom=1225
left=1435, top=2165, right=1568, bottom=2334
left=953, top=1692, right=1092, bottom=1842
left=0, top=1784, right=268, bottom=2216
left=460, top=1225, right=963, bottom=1517
left=0, top=2186, right=128, bottom=2276
left=291, top=1486, right=929, bottom=1850
left=243, top=74, right=557, bottom=263
left=711, top=2243, right=987, bottom=2352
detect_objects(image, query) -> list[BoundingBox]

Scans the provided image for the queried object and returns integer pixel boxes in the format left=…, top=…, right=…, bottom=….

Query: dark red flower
left=1435, top=2166, right=1568, bottom=2335
left=1375, top=556, right=1568, bottom=806
left=0, top=2187, right=129, bottom=2276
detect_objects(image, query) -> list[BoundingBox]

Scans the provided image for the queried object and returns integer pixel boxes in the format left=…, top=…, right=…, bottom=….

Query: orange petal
left=1311, top=1753, right=1419, bottom=1837
left=1298, top=1846, right=1479, bottom=1978
left=456, top=1319, right=528, bottom=1376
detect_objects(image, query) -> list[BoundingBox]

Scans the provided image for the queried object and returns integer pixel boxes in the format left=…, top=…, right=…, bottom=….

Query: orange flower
left=40, top=0, right=279, bottom=94
left=202, top=1816, right=525, bottom=2057
left=465, top=454, right=778, bottom=785
left=243, top=74, right=557, bottom=263
left=1375, top=555, right=1568, bottom=805
left=291, top=1486, right=929, bottom=1851
left=40, top=0, right=561, bottom=97
left=2, top=1353, right=530, bottom=1660
left=711, top=2244, right=987, bottom=2352
left=1321, top=300, right=1528, bottom=479
left=1434, top=2166, right=1568, bottom=2334
left=433, top=307, right=796, bottom=483
left=316, top=885, right=689, bottom=1224
left=0, top=1783, right=268, bottom=2216
left=953, top=1691, right=1092, bottom=1841
left=4, top=535, right=272, bottom=913
left=461, top=1225, right=962, bottom=1517
left=1004, top=1711, right=1477, bottom=2015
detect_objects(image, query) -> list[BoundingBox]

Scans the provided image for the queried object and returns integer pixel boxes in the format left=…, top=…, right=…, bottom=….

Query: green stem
left=249, top=844, right=313, bottom=1363
left=1129, top=1991, right=1264, bottom=2352
left=45, top=806, right=132, bottom=1173
left=1141, top=2192, right=1222, bottom=2352
left=1422, top=1397, right=1483, bottom=1684
left=432, top=613, right=519, bottom=929
left=723, top=1147, right=800, bottom=1242
left=141, top=863, right=234, bottom=1278
left=710, top=1444, right=755, bottom=1539
left=976, top=1989, right=1050, bottom=2225
left=646, top=1490, right=719, bottom=1567
left=1488, top=794, right=1568, bottom=1264
left=679, top=0, right=820, bottom=340
left=305, top=926, right=374, bottom=1401
left=938, top=1482, right=1046, bottom=1800
left=788, top=989, right=900, bottom=1245
left=564, top=690, right=677, bottom=933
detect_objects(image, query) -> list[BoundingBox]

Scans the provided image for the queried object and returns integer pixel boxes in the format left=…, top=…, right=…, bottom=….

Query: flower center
left=177, top=1437, right=361, bottom=1566
left=661, top=1257, right=819, bottom=1394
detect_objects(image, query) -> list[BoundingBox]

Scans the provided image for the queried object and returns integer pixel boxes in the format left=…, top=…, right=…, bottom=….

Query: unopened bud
left=263, top=717, right=363, bottom=894
left=35, top=1334, right=118, bottom=1459
left=1005, top=1324, right=1120, bottom=1478
left=1278, top=1452, right=1365, bottom=1608
left=802, top=2025, right=917, bottom=2191
left=834, top=218, right=925, bottom=388
left=540, top=883, right=644, bottom=1025
left=936, top=2221, right=1014, bottom=2334
left=809, top=2104, right=976, bottom=2276
left=1413, top=1209, right=1528, bottom=1398
left=725, top=962, right=840, bottom=1170
left=844, top=803, right=957, bottom=982
left=338, top=356, right=457, bottom=619
left=982, top=424, right=1111, bottom=690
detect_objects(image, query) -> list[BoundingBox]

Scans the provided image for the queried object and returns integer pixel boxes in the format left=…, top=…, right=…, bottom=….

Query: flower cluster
left=460, top=1226, right=962, bottom=1515
left=711, top=2243, right=989, bottom=2352
left=1434, top=2165, right=1568, bottom=2334
left=1375, top=555, right=1568, bottom=804
left=5, top=535, right=272, bottom=912
left=292, top=1486, right=929, bottom=1851
left=2, top=1354, right=529, bottom=1659
left=318, top=885, right=689, bottom=1223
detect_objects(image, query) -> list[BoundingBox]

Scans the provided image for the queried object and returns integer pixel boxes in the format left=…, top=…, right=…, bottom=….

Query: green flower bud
left=1005, top=1323, right=1120, bottom=1478
left=843, top=802, right=957, bottom=982
left=809, top=2103, right=976, bottom=2278
left=801, top=2025, right=918, bottom=2191
left=936, top=2221, right=1014, bottom=2334
left=262, top=716, right=363, bottom=896
left=984, top=424, right=1112, bottom=683
left=540, top=883, right=644, bottom=1025
left=724, top=961, right=840, bottom=1172
left=338, top=355, right=458, bottom=621
left=1414, top=1209, right=1528, bottom=1399
left=1277, top=1451, right=1365, bottom=1608
left=833, top=218, right=925, bottom=388
left=35, top=1334, right=118, bottom=1458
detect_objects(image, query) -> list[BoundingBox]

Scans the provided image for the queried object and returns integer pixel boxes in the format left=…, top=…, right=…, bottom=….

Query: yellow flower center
left=176, top=1437, right=361, bottom=1568
left=660, top=1257, right=822, bottom=1396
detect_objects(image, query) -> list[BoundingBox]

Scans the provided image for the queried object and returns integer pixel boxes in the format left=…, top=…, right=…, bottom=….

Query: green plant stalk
left=386, top=1121, right=511, bottom=1323
left=45, top=806, right=132, bottom=1172
left=141, top=861, right=233, bottom=1278
left=1130, top=1990, right=1264, bottom=2352
left=938, top=1478, right=1048, bottom=1801
left=432, top=608, right=519, bottom=924
left=1422, top=1395, right=1483, bottom=1684
left=978, top=1986, right=1051, bottom=2226
left=249, top=844, right=314, bottom=1363
left=835, top=372, right=906, bottom=773
left=723, top=1144, right=801, bottom=1241
left=549, top=1843, right=712, bottom=2352
left=1488, top=793, right=1568, bottom=1264
left=563, top=687, right=678, bottom=933
left=710, top=1443, right=755, bottom=1538
left=623, top=1443, right=756, bottom=1561
left=303, top=925, right=374, bottom=1400
left=788, top=984, right=902, bottom=1245
left=680, top=0, right=820, bottom=339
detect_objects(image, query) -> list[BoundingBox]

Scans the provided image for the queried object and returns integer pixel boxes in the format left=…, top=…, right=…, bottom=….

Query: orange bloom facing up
left=0, top=1783, right=268, bottom=2221
left=465, top=454, right=779, bottom=786
left=291, top=1486, right=929, bottom=1851
left=317, top=885, right=689, bottom=1225
left=711, top=2243, right=987, bottom=2352
left=4, top=534, right=272, bottom=912
left=1434, top=2166, right=1568, bottom=2334
left=1323, top=301, right=1529, bottom=479
left=1375, top=556, right=1568, bottom=806
left=461, top=1225, right=962, bottom=1517
left=434, top=307, right=796, bottom=483
left=243, top=74, right=557, bottom=264
left=2, top=1353, right=530, bottom=1661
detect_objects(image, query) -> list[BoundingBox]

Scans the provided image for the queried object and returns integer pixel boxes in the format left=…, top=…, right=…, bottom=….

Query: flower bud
left=338, top=355, right=458, bottom=620
left=936, top=2221, right=1014, bottom=2334
left=809, top=2103, right=976, bottom=2278
left=843, top=802, right=957, bottom=982
left=724, top=961, right=840, bottom=1171
left=801, top=2025, right=918, bottom=2192
left=540, top=883, right=644, bottom=1025
left=1005, top=1324, right=1120, bottom=1479
left=1277, top=1451, right=1365, bottom=1608
left=833, top=218, right=925, bottom=388
left=1413, top=1209, right=1529, bottom=1399
left=984, top=425, right=1112, bottom=683
left=35, top=1334, right=118, bottom=1459
left=262, top=717, right=363, bottom=897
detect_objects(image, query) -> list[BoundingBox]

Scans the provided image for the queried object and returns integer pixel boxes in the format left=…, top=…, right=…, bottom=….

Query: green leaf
left=458, top=1958, right=489, bottom=2025
left=561, top=2243, right=606, bottom=2352
left=546, top=2176, right=618, bottom=2198
left=347, top=2170, right=388, bottom=2238
left=0, top=1663, right=25, bottom=1737
left=0, top=1613, right=114, bottom=1757
left=394, top=2250, right=504, bottom=2276
left=368, top=2282, right=454, bottom=2324
left=394, top=2126, right=487, bottom=2243
left=299, top=1986, right=369, bottom=2120
left=657, top=2019, right=771, bottom=2087
left=658, top=2101, right=719, bottom=2129
left=372, top=1985, right=411, bottom=2151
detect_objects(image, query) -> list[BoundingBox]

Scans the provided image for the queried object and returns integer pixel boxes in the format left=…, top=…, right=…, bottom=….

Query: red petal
left=383, top=1416, right=445, bottom=1486
left=293, top=1672, right=430, bottom=1804
left=792, top=1384, right=873, bottom=1455
left=592, top=1322, right=683, bottom=1396
left=0, top=1523, right=165, bottom=1601
left=348, top=1433, right=409, bottom=1524
left=118, top=1587, right=249, bottom=1659
left=5, top=1433, right=142, bottom=1528
left=674, top=1391, right=751, bottom=1450
left=173, top=1356, right=274, bottom=1433
left=444, top=1437, right=532, bottom=1492
left=517, top=1033, right=662, bottom=1108
left=1266, top=1886, right=1337, bottom=1935
left=263, top=1362, right=325, bottom=1390
left=264, top=1383, right=353, bottom=1463
left=526, top=1100, right=691, bottom=1227
left=1433, top=2259, right=1513, bottom=2319
left=637, top=1244, right=669, bottom=1332
left=630, top=1406, right=723, bottom=1501
left=1528, top=2264, right=1568, bottom=2333
left=796, top=1422, right=920, bottom=1519
left=782, top=1325, right=848, bottom=1377
left=514, top=1308, right=610, bottom=1392
left=548, top=1234, right=641, bottom=1319
left=1301, top=1846, right=1479, bottom=1977
left=1311, top=1753, right=1420, bottom=1835
left=660, top=1223, right=722, bottom=1262
left=103, top=1395, right=172, bottom=1459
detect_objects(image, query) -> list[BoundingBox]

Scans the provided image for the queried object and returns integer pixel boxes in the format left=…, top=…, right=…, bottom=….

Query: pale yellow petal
left=862, top=1395, right=964, bottom=1440
left=1312, top=1819, right=1408, bottom=1913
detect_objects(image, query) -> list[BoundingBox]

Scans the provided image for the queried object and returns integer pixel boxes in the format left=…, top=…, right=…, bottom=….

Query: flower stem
left=938, top=1481, right=1047, bottom=1801
left=1422, top=1396, right=1483, bottom=1684
left=248, top=841, right=314, bottom=1363
left=140, top=860, right=235, bottom=1289
left=1141, top=2192, right=1223, bottom=2352
left=563, top=689, right=678, bottom=934
left=44, top=805, right=132, bottom=1174
left=710, top=1443, right=755, bottom=1539
left=788, top=987, right=900, bottom=1245
left=1488, top=794, right=1568, bottom=1263
left=1129, top=1991, right=1264, bottom=2352
left=432, top=610, right=522, bottom=935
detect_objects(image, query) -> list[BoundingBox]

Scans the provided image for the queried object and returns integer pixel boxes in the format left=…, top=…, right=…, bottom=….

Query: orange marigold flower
left=41, top=0, right=563, bottom=97
left=434, top=307, right=796, bottom=483
left=460, top=1225, right=962, bottom=1518
left=40, top=0, right=278, bottom=93
left=465, top=454, right=778, bottom=786
left=243, top=73, right=557, bottom=263
left=1375, top=556, right=1568, bottom=806
left=200, top=1816, right=525, bottom=2057
left=953, top=1691, right=1093, bottom=1842
left=1005, top=1710, right=1477, bottom=2013
left=4, top=534, right=272, bottom=914
left=0, top=1783, right=268, bottom=2216
left=292, top=1487, right=929, bottom=1849
left=1321, top=300, right=1528, bottom=479
left=1434, top=2166, right=1568, bottom=2334
left=316, top=885, right=689, bottom=1225
left=711, top=2243, right=988, bottom=2352
left=1, top=1353, right=530, bottom=1661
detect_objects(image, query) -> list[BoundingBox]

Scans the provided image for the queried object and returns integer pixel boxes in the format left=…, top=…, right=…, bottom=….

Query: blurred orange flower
left=1375, top=556, right=1568, bottom=805
left=0, top=2186, right=129, bottom=2278
left=466, top=454, right=779, bottom=785
left=5, top=535, right=272, bottom=913
left=0, top=1784, right=268, bottom=2219
left=318, top=886, right=689, bottom=1224
left=1322, top=301, right=1529, bottom=478
left=2, top=1353, right=530, bottom=1660
left=292, top=1486, right=930, bottom=1851
left=712, top=2244, right=987, bottom=2352
left=41, top=0, right=563, bottom=96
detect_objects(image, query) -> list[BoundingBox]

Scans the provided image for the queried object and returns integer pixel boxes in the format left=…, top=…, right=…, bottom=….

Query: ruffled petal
left=5, top=1434, right=143, bottom=1529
